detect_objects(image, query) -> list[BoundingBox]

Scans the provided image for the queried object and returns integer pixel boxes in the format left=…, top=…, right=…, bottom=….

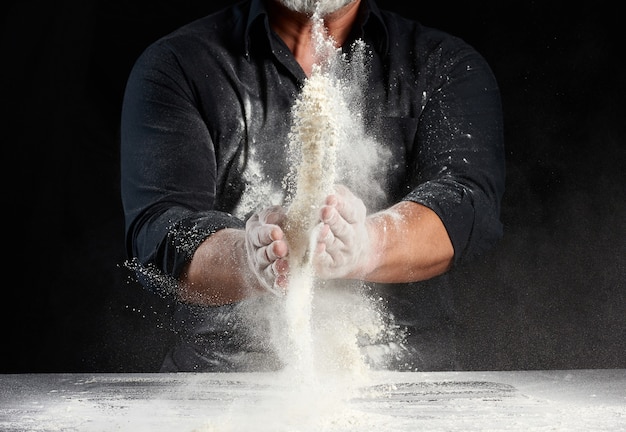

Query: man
left=120, top=0, right=505, bottom=372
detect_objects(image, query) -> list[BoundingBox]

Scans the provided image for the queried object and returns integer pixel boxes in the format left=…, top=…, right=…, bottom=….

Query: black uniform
left=120, top=0, right=505, bottom=372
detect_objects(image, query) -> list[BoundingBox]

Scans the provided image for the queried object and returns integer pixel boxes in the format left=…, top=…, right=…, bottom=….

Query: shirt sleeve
left=120, top=42, right=244, bottom=289
left=403, top=36, right=506, bottom=265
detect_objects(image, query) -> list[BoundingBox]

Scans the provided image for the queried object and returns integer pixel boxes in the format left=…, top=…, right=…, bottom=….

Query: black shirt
left=120, top=0, right=505, bottom=371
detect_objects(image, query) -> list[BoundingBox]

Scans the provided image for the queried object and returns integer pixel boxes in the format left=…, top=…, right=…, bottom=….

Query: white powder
left=283, top=70, right=341, bottom=269
left=194, top=10, right=396, bottom=432
left=235, top=146, right=285, bottom=220
left=273, top=8, right=390, bottom=394
left=283, top=12, right=345, bottom=268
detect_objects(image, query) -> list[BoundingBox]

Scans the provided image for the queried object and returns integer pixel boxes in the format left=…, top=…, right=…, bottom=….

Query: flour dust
left=251, top=5, right=393, bottom=418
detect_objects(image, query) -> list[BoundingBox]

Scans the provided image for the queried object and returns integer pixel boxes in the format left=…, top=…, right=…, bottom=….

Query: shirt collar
left=243, top=0, right=269, bottom=59
left=357, top=0, right=389, bottom=56
left=243, top=0, right=389, bottom=59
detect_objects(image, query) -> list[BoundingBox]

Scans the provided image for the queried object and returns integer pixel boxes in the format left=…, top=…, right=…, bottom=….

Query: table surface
left=1, top=369, right=625, bottom=431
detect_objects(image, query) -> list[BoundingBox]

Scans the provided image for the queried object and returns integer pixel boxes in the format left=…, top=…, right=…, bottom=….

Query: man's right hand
left=245, top=206, right=290, bottom=294
left=313, top=185, right=372, bottom=279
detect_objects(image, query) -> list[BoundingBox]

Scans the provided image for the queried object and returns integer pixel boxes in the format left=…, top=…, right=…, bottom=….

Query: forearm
left=177, top=228, right=264, bottom=306
left=176, top=201, right=454, bottom=304
left=359, top=201, right=454, bottom=283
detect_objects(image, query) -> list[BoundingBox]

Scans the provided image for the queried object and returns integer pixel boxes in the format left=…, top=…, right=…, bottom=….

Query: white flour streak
left=276, top=9, right=388, bottom=392
left=200, top=10, right=394, bottom=432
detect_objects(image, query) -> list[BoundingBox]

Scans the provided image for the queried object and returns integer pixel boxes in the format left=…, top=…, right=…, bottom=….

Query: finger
left=249, top=224, right=281, bottom=248
left=249, top=226, right=269, bottom=248
left=333, top=193, right=364, bottom=225
left=267, top=238, right=288, bottom=261
left=269, top=225, right=284, bottom=242
left=322, top=188, right=361, bottom=225
left=273, top=273, right=289, bottom=295
left=275, top=274, right=288, bottom=288
left=273, top=257, right=289, bottom=275
left=322, top=206, right=352, bottom=245
left=254, top=244, right=272, bottom=268
left=315, top=222, right=331, bottom=244
left=260, top=264, right=278, bottom=293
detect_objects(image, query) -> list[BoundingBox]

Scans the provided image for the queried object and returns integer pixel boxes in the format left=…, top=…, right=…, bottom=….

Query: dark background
left=3, top=1, right=624, bottom=373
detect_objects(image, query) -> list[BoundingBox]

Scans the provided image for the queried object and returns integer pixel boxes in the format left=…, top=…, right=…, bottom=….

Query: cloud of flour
left=283, top=17, right=391, bottom=212
left=259, top=11, right=401, bottom=379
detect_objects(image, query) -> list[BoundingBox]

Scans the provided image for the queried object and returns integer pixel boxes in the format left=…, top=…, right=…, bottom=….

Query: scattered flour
left=278, top=9, right=382, bottom=383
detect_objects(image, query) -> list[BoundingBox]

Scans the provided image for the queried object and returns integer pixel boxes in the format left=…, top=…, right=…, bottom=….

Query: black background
left=3, top=1, right=624, bottom=373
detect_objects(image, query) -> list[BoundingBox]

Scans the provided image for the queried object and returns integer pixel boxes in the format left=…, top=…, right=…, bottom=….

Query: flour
left=194, top=7, right=395, bottom=431
left=235, top=146, right=285, bottom=220
left=283, top=12, right=344, bottom=268
left=266, top=6, right=393, bottom=400
left=283, top=69, right=341, bottom=269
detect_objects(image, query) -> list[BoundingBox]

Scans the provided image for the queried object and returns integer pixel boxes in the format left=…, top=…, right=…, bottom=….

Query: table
left=1, top=369, right=625, bottom=431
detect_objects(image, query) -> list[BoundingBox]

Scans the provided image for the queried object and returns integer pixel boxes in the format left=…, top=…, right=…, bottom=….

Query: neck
left=268, top=0, right=360, bottom=76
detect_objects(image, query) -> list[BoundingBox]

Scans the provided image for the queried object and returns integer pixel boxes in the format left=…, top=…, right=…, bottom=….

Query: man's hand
left=313, top=185, right=372, bottom=279
left=245, top=206, right=290, bottom=295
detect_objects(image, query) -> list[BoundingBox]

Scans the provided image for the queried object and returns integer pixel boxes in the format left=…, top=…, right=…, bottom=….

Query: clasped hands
left=245, top=185, right=371, bottom=294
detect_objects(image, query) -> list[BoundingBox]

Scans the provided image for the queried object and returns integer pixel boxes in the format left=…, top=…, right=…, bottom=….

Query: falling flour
left=278, top=10, right=379, bottom=382
left=283, top=69, right=340, bottom=270
left=195, top=9, right=396, bottom=432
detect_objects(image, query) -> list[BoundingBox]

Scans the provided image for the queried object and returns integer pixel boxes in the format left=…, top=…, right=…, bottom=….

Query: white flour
left=278, top=10, right=380, bottom=383
left=198, top=8, right=392, bottom=431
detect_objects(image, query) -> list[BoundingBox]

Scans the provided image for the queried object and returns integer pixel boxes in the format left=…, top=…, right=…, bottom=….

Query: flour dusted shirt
left=120, top=0, right=505, bottom=371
